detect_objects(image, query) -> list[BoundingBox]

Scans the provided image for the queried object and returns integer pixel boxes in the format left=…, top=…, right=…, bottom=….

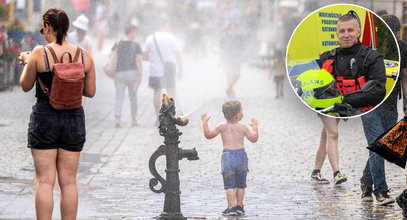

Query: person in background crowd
left=220, top=22, right=246, bottom=98
left=143, top=21, right=183, bottom=125
left=68, top=14, right=92, bottom=55
left=112, top=24, right=143, bottom=127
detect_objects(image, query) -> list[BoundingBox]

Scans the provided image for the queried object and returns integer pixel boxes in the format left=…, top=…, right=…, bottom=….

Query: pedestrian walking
left=111, top=24, right=143, bottom=127
left=220, top=22, right=246, bottom=98
left=143, top=21, right=183, bottom=124
left=362, top=14, right=407, bottom=207
left=93, top=1, right=109, bottom=51
left=271, top=50, right=285, bottom=99
left=18, top=8, right=96, bottom=220
left=201, top=100, right=258, bottom=216
left=311, top=115, right=347, bottom=185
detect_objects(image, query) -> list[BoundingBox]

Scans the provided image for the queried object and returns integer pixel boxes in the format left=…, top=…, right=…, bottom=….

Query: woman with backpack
left=18, top=8, right=96, bottom=219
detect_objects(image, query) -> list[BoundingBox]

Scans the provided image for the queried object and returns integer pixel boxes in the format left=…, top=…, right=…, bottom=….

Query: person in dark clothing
left=111, top=24, right=143, bottom=127
left=319, top=15, right=386, bottom=112
left=359, top=14, right=406, bottom=206
left=376, top=15, right=407, bottom=214
left=18, top=8, right=96, bottom=219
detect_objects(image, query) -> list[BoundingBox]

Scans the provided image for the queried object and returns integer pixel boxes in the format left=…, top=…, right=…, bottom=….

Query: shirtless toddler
left=201, top=100, right=258, bottom=216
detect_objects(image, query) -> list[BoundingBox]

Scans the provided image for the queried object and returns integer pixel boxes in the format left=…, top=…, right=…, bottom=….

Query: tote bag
left=367, top=116, right=407, bottom=168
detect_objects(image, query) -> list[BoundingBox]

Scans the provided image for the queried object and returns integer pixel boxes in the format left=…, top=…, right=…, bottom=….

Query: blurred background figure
left=68, top=14, right=92, bottom=55
left=220, top=21, right=246, bottom=98
left=93, top=1, right=109, bottom=51
left=185, top=19, right=205, bottom=57
left=0, top=25, right=7, bottom=56
left=112, top=24, right=143, bottom=128
left=271, top=50, right=286, bottom=99
left=32, top=22, right=47, bottom=47
left=143, top=20, right=183, bottom=123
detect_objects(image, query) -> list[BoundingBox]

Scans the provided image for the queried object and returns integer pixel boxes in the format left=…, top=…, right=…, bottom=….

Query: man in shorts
left=143, top=21, right=183, bottom=122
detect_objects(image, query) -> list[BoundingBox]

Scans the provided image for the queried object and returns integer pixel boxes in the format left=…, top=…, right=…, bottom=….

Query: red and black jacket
left=319, top=43, right=386, bottom=110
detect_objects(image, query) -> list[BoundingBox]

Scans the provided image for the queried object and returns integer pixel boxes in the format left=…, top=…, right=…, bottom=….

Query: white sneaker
left=311, top=172, right=330, bottom=184
left=333, top=172, right=347, bottom=185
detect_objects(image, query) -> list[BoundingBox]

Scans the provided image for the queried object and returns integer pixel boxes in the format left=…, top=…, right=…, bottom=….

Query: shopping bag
left=367, top=116, right=407, bottom=168
left=103, top=49, right=117, bottom=78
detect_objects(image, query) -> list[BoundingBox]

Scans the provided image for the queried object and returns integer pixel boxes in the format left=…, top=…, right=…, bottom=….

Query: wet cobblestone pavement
left=1, top=49, right=407, bottom=219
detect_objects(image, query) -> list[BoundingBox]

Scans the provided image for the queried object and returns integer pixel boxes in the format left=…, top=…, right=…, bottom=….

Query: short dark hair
left=382, top=14, right=401, bottom=33
left=222, top=100, right=241, bottom=121
left=124, top=24, right=137, bottom=35
left=43, top=8, right=69, bottom=45
left=338, top=14, right=358, bottom=23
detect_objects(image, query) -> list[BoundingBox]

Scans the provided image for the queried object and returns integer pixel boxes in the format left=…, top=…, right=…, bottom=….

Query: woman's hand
left=18, top=51, right=31, bottom=65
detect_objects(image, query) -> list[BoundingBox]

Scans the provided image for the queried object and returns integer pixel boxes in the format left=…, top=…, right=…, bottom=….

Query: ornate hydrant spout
left=175, top=116, right=189, bottom=126
left=149, top=94, right=199, bottom=220
left=179, top=148, right=199, bottom=161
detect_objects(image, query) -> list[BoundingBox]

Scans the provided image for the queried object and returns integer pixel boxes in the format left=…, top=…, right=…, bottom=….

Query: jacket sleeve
left=343, top=51, right=386, bottom=108
left=318, top=51, right=331, bottom=68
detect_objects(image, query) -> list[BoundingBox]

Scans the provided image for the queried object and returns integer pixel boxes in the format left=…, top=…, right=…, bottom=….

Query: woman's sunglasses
left=40, top=23, right=47, bottom=35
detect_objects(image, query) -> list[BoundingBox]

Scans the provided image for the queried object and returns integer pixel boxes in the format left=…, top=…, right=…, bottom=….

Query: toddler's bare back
left=219, top=122, right=248, bottom=150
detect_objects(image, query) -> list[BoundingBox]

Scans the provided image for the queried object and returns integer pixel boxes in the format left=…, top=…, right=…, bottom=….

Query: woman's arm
left=136, top=53, right=143, bottom=74
left=19, top=46, right=42, bottom=92
left=83, top=49, right=96, bottom=97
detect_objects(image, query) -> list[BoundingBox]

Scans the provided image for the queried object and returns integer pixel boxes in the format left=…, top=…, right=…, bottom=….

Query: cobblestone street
left=1, top=48, right=407, bottom=219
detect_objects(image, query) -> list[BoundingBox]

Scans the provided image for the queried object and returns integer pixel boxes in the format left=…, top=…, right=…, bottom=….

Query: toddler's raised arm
left=245, top=118, right=258, bottom=143
left=201, top=113, right=220, bottom=139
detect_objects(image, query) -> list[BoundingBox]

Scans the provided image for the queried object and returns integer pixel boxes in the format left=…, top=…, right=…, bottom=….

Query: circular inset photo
left=287, top=4, right=400, bottom=118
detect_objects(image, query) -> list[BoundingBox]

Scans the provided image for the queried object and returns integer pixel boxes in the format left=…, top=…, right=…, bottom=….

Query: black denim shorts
left=27, top=100, right=86, bottom=152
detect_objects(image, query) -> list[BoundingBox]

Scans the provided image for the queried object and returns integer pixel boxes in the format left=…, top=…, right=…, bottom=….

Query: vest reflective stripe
left=322, top=59, right=373, bottom=111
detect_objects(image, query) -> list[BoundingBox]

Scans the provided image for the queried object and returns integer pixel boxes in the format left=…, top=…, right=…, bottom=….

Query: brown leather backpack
left=38, top=46, right=85, bottom=110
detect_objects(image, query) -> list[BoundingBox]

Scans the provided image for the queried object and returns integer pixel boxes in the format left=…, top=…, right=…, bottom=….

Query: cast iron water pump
left=149, top=94, right=199, bottom=219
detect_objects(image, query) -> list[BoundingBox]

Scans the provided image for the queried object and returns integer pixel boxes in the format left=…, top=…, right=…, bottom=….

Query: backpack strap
left=42, top=46, right=51, bottom=72
left=60, top=52, right=73, bottom=63
left=73, top=46, right=81, bottom=62
left=153, top=34, right=165, bottom=65
left=37, top=75, right=50, bottom=96
left=38, top=46, right=51, bottom=95
left=81, top=48, right=84, bottom=66
left=72, top=46, right=85, bottom=67
left=45, top=45, right=59, bottom=63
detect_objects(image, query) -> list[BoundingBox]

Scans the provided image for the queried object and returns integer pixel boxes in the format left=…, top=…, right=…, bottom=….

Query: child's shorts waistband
left=223, top=149, right=246, bottom=153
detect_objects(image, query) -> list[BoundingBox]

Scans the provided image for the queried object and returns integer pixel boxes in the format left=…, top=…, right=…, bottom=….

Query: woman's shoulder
left=66, top=43, right=89, bottom=55
left=31, top=45, right=46, bottom=57
left=33, top=45, right=46, bottom=51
